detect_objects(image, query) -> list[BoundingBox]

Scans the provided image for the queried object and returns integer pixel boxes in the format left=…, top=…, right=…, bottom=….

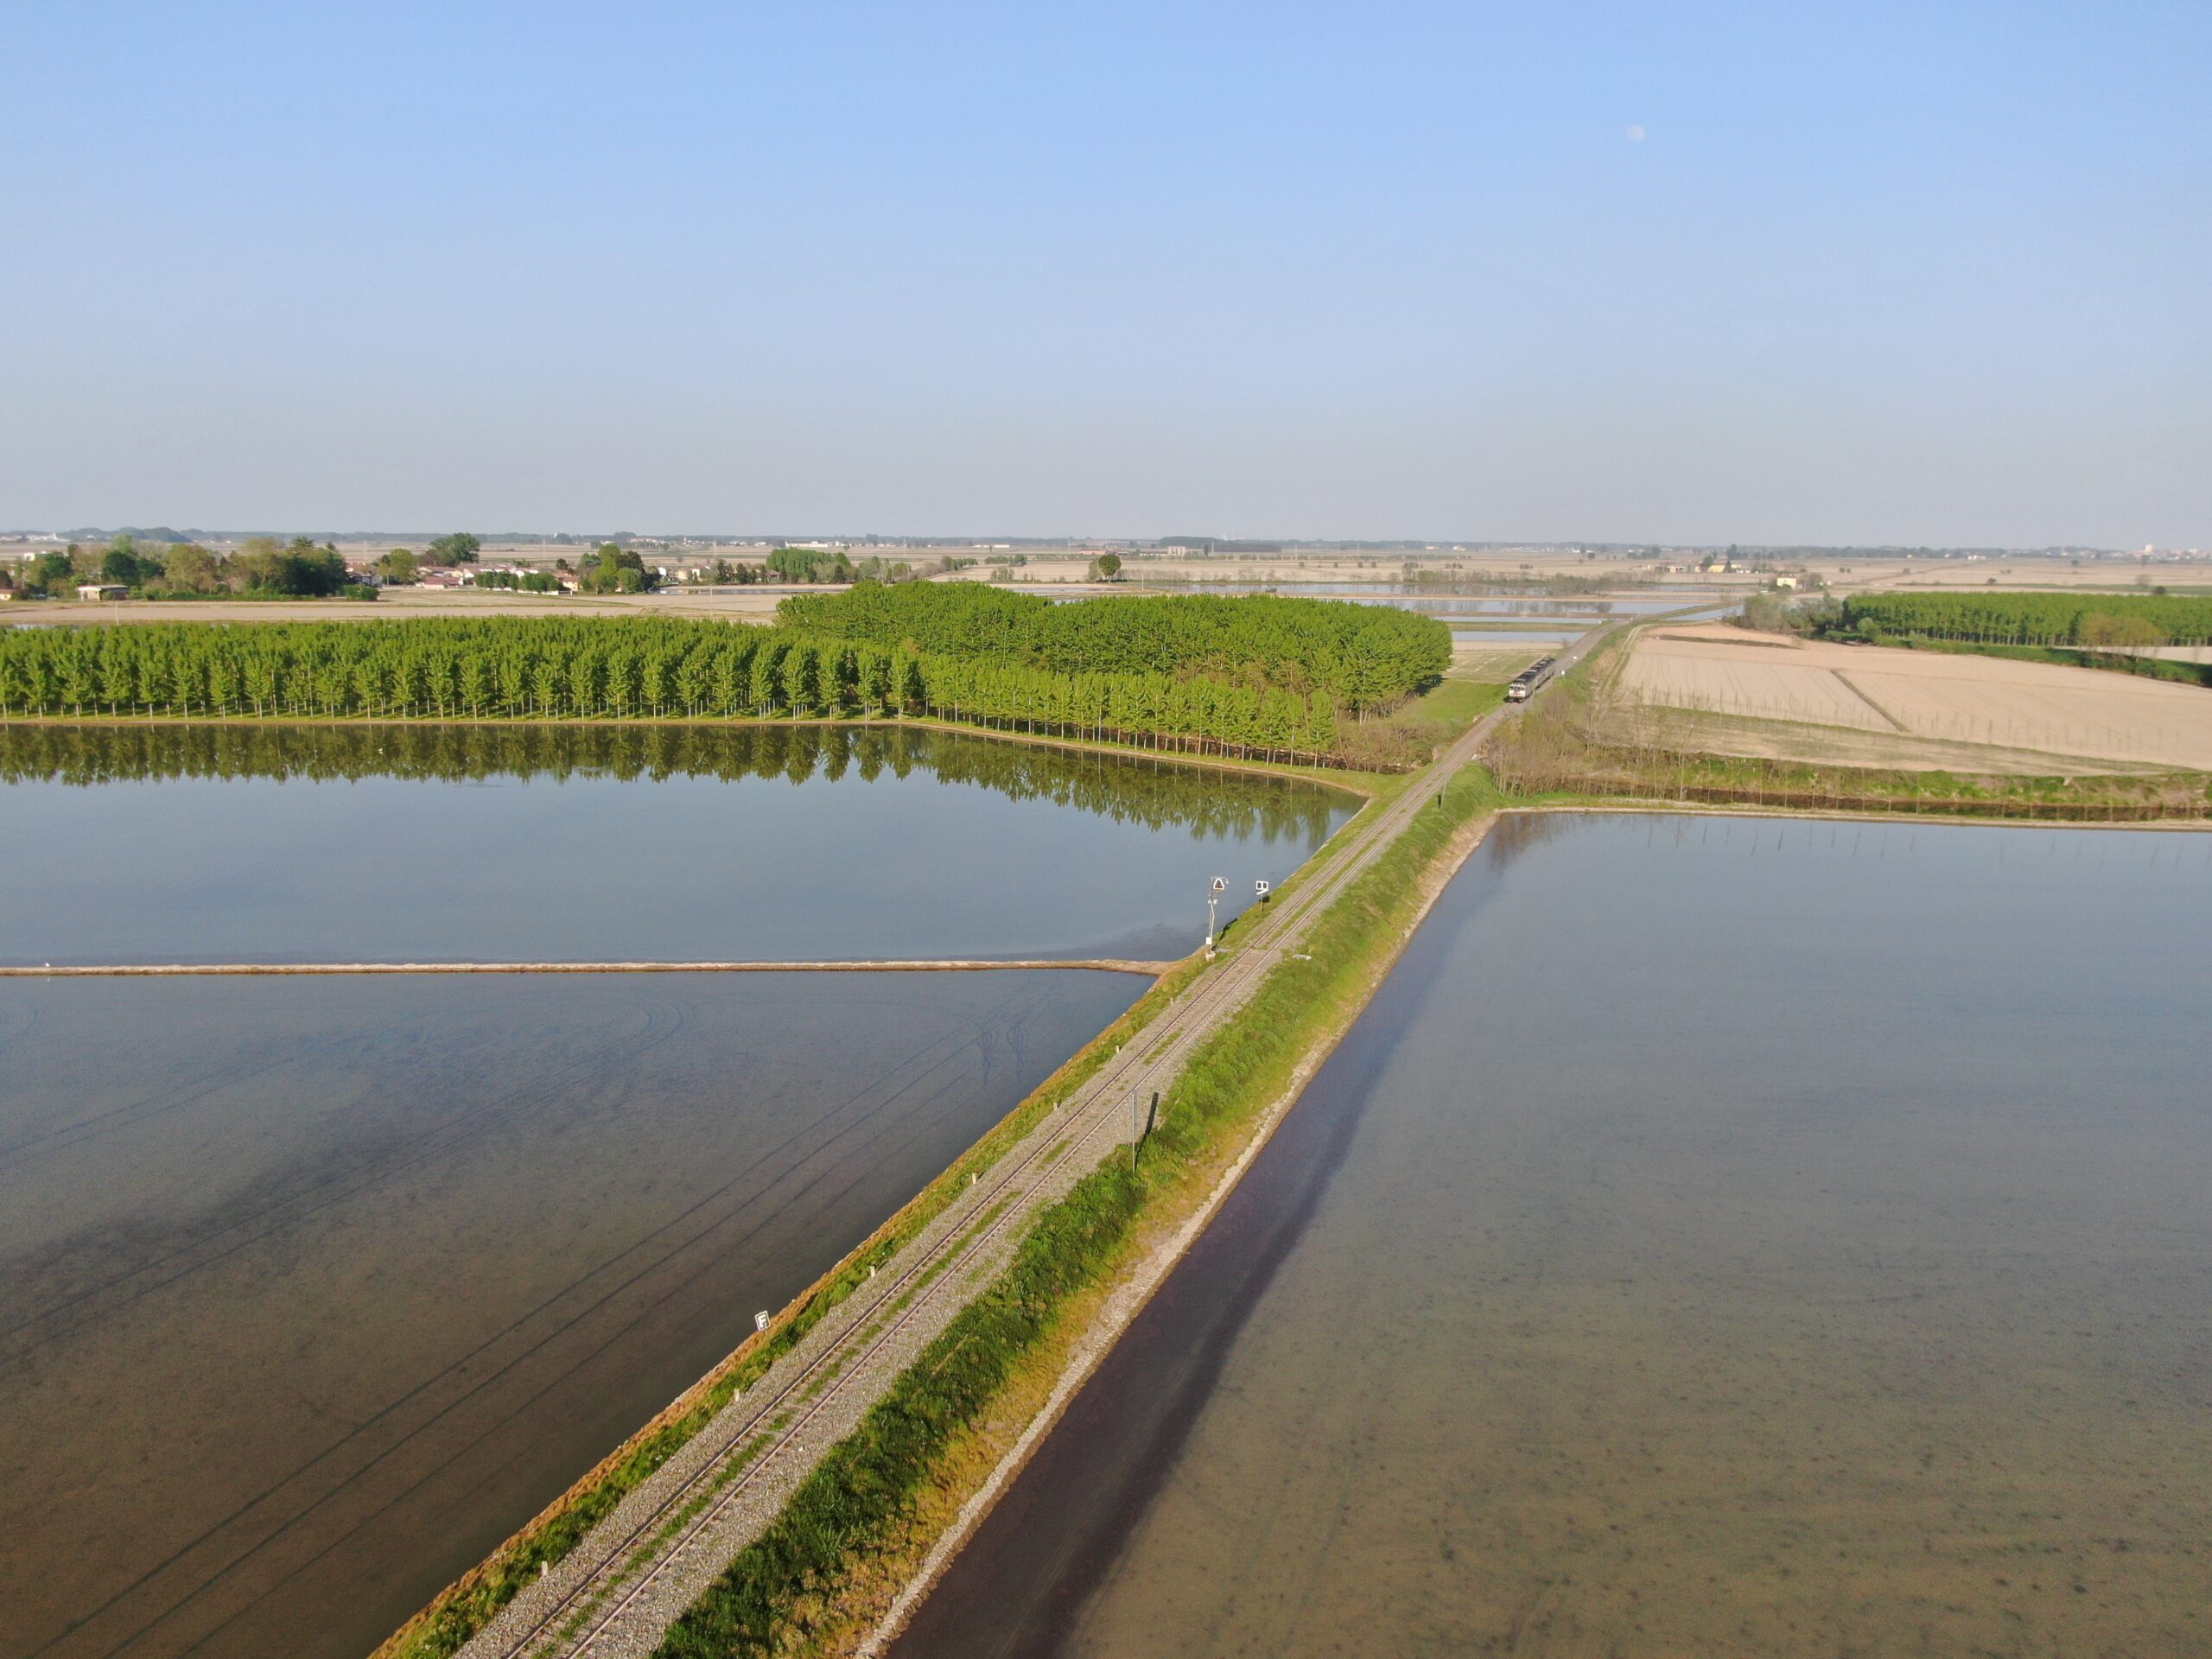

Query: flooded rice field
left=0, top=724, right=1351, bottom=965
left=0, top=725, right=1352, bottom=1659
left=896, top=813, right=2212, bottom=1658
left=0, top=972, right=1142, bottom=1659
left=1142, top=583, right=1712, bottom=618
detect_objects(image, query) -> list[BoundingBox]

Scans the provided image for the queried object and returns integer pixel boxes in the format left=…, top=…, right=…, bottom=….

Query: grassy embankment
left=653, top=762, right=1500, bottom=1658
left=1395, top=677, right=1506, bottom=727
left=1487, top=629, right=2212, bottom=823
left=372, top=758, right=1407, bottom=1659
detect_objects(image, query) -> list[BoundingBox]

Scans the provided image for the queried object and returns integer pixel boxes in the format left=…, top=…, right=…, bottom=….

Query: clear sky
left=3, top=2, right=2205, bottom=545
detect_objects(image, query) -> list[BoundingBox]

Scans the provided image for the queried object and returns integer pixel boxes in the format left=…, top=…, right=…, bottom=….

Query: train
left=1503, top=655, right=1559, bottom=702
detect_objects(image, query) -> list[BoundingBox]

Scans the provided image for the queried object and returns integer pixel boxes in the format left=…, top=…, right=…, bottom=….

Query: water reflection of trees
left=1481, top=808, right=1584, bottom=872
left=0, top=723, right=1351, bottom=844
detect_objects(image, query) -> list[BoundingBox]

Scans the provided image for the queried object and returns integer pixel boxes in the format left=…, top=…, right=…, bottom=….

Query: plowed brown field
left=1619, top=626, right=2212, bottom=772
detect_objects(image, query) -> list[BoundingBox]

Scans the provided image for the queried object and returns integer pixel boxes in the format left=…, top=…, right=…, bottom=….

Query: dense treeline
left=777, top=582, right=1450, bottom=710
left=4, top=534, right=376, bottom=599
left=1841, top=591, right=2212, bottom=646
left=0, top=613, right=1376, bottom=764
left=0, top=721, right=1346, bottom=841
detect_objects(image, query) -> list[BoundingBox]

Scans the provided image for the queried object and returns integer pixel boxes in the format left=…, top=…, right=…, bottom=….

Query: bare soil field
left=1616, top=709, right=2148, bottom=776
left=1618, top=626, right=2212, bottom=772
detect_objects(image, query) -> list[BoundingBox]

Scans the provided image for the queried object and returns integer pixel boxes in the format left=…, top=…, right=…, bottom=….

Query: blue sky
left=3, top=2, right=2205, bottom=543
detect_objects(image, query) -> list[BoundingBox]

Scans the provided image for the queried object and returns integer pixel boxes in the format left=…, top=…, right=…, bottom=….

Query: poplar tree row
left=777, top=582, right=1451, bottom=710
left=0, top=613, right=1368, bottom=764
left=1841, top=591, right=2212, bottom=645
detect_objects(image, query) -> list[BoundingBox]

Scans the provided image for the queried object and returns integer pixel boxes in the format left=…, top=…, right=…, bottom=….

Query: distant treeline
left=0, top=721, right=1347, bottom=842
left=777, top=583, right=1449, bottom=711
left=6, top=535, right=375, bottom=600
left=1840, top=592, right=2212, bottom=647
left=0, top=593, right=1446, bottom=765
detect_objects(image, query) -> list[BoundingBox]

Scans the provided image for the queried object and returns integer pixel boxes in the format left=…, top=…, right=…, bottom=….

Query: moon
left=1626, top=124, right=1646, bottom=143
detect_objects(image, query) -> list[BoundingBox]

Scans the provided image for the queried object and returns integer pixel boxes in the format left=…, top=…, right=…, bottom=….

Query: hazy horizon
left=3, top=4, right=2204, bottom=547
left=0, top=525, right=2175, bottom=556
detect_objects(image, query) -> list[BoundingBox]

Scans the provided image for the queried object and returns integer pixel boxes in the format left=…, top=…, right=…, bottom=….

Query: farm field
left=1448, top=643, right=1549, bottom=681
left=1618, top=626, right=2212, bottom=772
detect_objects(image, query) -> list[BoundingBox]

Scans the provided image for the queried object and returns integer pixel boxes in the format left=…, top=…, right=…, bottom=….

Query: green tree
left=1087, top=552, right=1123, bottom=581
left=162, top=543, right=223, bottom=592
left=427, top=532, right=481, bottom=565
left=2081, top=612, right=2169, bottom=669
left=766, top=546, right=856, bottom=583
left=578, top=543, right=657, bottom=594
left=376, top=549, right=420, bottom=584
left=99, top=536, right=165, bottom=588
left=233, top=537, right=350, bottom=596
left=22, top=551, right=76, bottom=597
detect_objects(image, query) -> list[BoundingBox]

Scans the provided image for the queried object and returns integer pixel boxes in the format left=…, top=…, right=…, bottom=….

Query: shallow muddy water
left=0, top=724, right=1351, bottom=965
left=895, top=813, right=2212, bottom=1658
left=0, top=969, right=1143, bottom=1659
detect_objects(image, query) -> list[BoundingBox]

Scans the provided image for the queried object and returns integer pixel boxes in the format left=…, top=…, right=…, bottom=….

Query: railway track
left=455, top=635, right=1607, bottom=1659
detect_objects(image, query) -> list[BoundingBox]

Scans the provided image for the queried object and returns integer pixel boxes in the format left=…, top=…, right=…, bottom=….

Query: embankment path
left=434, top=627, right=1611, bottom=1659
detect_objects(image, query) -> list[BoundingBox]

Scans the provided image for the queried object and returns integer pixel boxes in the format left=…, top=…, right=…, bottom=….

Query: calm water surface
left=0, top=725, right=1354, bottom=1659
left=0, top=972, right=1140, bottom=1659
left=0, top=725, right=1351, bottom=965
left=898, top=813, right=2212, bottom=1658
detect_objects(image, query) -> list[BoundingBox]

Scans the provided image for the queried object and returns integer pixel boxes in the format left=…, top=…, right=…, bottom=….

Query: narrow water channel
left=894, top=813, right=2212, bottom=1657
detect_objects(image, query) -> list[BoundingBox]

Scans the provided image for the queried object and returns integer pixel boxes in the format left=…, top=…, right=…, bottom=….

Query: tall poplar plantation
left=1842, top=591, right=2212, bottom=645
left=0, top=591, right=1449, bottom=767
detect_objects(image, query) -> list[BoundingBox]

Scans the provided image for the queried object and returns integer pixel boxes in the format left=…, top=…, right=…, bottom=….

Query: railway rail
left=450, top=628, right=1611, bottom=1659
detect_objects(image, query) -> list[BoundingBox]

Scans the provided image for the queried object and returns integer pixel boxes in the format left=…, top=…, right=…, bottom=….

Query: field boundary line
left=1828, top=668, right=1909, bottom=731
